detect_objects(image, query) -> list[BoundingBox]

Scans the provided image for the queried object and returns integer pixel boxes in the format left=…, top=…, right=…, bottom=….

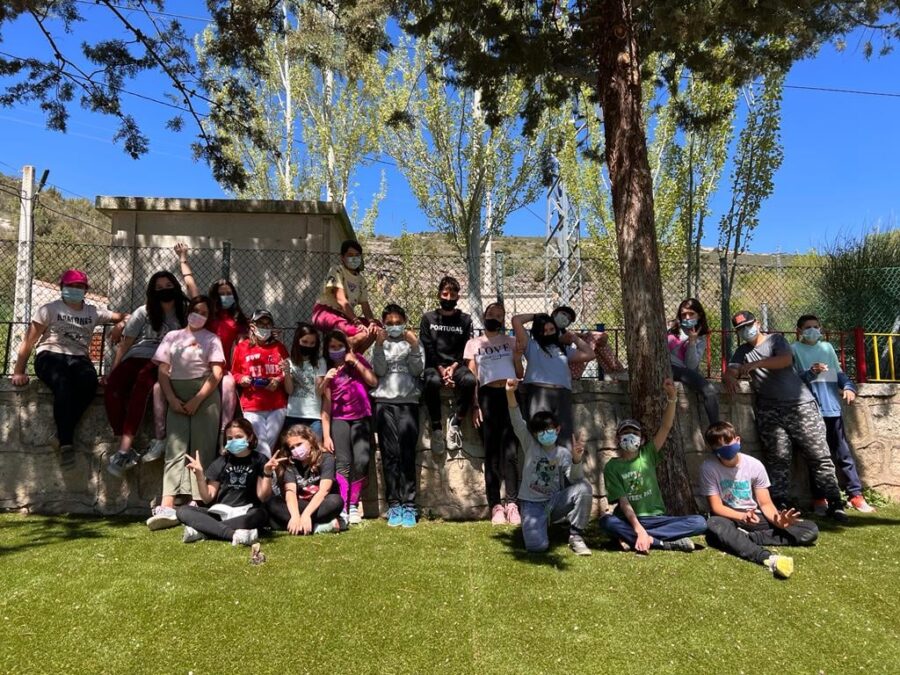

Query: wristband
left=263, top=472, right=273, bottom=478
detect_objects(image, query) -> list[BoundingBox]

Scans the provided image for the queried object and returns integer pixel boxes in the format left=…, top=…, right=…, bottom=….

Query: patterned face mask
left=536, top=429, right=559, bottom=447
left=618, top=433, right=641, bottom=452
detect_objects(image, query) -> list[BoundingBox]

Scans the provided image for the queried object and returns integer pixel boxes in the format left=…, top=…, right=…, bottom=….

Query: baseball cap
left=251, top=309, right=274, bottom=323
left=731, top=310, right=756, bottom=329
left=59, top=269, right=89, bottom=287
left=616, top=418, right=642, bottom=434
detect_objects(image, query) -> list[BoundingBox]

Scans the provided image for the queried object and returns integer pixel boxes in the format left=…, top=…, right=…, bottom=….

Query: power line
left=783, top=83, right=900, bottom=98
left=72, top=0, right=212, bottom=24
left=0, top=185, right=109, bottom=234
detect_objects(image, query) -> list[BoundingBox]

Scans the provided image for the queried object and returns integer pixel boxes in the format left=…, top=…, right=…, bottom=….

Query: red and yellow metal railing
left=855, top=327, right=899, bottom=383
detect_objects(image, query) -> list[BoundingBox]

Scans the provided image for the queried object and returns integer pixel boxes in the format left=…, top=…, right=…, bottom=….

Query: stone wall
left=1, top=379, right=897, bottom=518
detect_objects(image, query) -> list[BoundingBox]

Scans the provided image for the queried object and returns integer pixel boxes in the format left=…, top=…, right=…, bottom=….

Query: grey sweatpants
left=520, top=480, right=593, bottom=552
left=755, top=400, right=841, bottom=508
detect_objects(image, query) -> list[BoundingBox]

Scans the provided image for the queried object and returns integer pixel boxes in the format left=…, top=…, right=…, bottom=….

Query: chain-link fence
left=1, top=238, right=898, bottom=380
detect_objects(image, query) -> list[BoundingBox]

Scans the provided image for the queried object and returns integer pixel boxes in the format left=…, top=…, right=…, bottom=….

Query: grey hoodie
left=371, top=338, right=425, bottom=403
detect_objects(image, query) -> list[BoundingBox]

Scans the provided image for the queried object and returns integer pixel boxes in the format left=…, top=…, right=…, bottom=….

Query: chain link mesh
left=1, top=239, right=898, bottom=380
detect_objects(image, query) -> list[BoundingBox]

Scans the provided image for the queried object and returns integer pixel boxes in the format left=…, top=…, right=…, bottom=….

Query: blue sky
left=0, top=5, right=897, bottom=253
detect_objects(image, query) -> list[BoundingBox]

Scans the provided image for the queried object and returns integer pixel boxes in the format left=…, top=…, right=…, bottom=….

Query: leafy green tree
left=384, top=37, right=547, bottom=322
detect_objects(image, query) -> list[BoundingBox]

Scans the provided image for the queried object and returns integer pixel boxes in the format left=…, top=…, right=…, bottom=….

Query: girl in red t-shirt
left=231, top=309, right=291, bottom=458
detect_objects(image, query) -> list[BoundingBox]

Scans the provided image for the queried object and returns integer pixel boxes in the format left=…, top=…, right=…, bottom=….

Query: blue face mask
left=715, top=442, right=740, bottom=460
left=801, top=327, right=821, bottom=343
left=739, top=325, right=759, bottom=343
left=61, top=287, right=86, bottom=304
left=536, top=429, right=559, bottom=447
left=220, top=294, right=235, bottom=309
left=385, top=324, right=405, bottom=339
left=680, top=318, right=698, bottom=331
left=225, top=438, right=250, bottom=455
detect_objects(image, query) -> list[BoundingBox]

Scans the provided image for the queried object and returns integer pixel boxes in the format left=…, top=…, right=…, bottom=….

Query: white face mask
left=739, top=324, right=759, bottom=342
left=385, top=324, right=405, bottom=339
left=618, top=433, right=641, bottom=452
left=553, top=314, right=571, bottom=329
left=345, top=256, right=362, bottom=271
left=801, top=327, right=821, bottom=343
left=255, top=327, right=272, bottom=342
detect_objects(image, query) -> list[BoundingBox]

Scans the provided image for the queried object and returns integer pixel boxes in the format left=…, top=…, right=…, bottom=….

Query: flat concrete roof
left=95, top=196, right=354, bottom=237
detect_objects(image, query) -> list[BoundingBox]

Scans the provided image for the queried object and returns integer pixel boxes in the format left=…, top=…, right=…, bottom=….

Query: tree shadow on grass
left=0, top=513, right=138, bottom=558
left=811, top=513, right=900, bottom=532
left=490, top=528, right=573, bottom=569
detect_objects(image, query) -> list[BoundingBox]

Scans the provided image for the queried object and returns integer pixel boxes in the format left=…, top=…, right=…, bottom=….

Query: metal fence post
left=760, top=302, right=769, bottom=332
left=495, top=250, right=505, bottom=302
left=719, top=256, right=732, bottom=362
left=222, top=240, right=232, bottom=280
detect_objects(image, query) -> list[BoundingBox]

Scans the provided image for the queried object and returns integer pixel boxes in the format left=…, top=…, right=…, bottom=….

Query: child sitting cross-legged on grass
left=701, top=421, right=819, bottom=580
left=505, top=378, right=594, bottom=556
left=600, top=378, right=707, bottom=553
left=176, top=418, right=276, bottom=546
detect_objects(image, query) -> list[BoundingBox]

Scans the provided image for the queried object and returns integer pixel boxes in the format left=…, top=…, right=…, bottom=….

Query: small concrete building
left=95, top=197, right=356, bottom=326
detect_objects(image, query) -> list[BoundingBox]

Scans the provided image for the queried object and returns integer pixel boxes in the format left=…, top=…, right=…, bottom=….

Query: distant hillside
left=0, top=173, right=111, bottom=244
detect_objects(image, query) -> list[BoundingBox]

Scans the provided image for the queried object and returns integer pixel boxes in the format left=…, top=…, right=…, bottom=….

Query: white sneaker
left=349, top=505, right=362, bottom=525
left=445, top=415, right=463, bottom=451
left=142, top=438, right=166, bottom=463
left=146, top=506, right=179, bottom=531
left=182, top=526, right=206, bottom=543
left=313, top=518, right=341, bottom=534
left=231, top=528, right=259, bottom=546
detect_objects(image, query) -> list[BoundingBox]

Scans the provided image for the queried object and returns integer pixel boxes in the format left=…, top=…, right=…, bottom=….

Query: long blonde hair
left=274, top=424, right=325, bottom=473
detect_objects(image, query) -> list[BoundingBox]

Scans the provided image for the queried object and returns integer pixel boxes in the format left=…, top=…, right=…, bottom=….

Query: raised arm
left=511, top=313, right=533, bottom=353
left=175, top=243, right=200, bottom=298
left=652, top=378, right=678, bottom=451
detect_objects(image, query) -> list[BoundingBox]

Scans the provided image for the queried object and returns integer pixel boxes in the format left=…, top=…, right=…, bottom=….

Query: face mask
left=155, top=287, right=178, bottom=303
left=290, top=443, right=311, bottom=462
left=255, top=327, right=272, bottom=342
left=329, top=348, right=347, bottom=361
left=680, top=318, right=698, bottom=331
left=345, top=256, right=362, bottom=271
left=439, top=298, right=458, bottom=311
left=537, top=331, right=559, bottom=347
left=553, top=314, right=571, bottom=329
left=715, top=441, right=740, bottom=460
left=619, top=433, right=641, bottom=452
left=220, top=294, right=235, bottom=309
left=61, top=287, right=85, bottom=304
left=484, top=318, right=504, bottom=333
left=385, top=324, right=405, bottom=339
left=802, top=327, right=821, bottom=343
left=739, top=325, right=759, bottom=342
left=225, top=438, right=249, bottom=455
left=299, top=345, right=318, bottom=358
left=187, top=312, right=207, bottom=329
left=536, top=429, right=559, bottom=447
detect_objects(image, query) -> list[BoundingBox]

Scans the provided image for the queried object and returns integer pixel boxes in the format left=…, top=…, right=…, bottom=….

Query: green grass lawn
left=1, top=508, right=899, bottom=674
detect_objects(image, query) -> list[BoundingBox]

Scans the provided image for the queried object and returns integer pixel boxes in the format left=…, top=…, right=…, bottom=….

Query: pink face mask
left=187, top=312, right=207, bottom=329
left=290, top=443, right=310, bottom=462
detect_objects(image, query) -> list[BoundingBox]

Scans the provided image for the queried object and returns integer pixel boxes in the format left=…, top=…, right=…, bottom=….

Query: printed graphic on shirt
left=529, top=456, right=558, bottom=496
left=430, top=324, right=465, bottom=334
left=222, top=463, right=255, bottom=490
left=718, top=478, right=752, bottom=507
left=295, top=470, right=322, bottom=500
left=242, top=351, right=283, bottom=378
left=622, top=469, right=653, bottom=502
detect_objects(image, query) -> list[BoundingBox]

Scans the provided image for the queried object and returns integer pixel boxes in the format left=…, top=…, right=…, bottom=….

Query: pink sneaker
left=491, top=504, right=507, bottom=525
left=505, top=502, right=521, bottom=525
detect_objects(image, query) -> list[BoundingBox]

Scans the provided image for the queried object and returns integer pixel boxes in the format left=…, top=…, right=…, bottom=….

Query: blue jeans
left=601, top=514, right=707, bottom=549
left=520, top=480, right=593, bottom=552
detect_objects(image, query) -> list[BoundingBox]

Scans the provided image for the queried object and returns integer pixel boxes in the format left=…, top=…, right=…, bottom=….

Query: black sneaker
left=662, top=537, right=696, bottom=552
left=106, top=449, right=138, bottom=478
left=827, top=506, right=849, bottom=524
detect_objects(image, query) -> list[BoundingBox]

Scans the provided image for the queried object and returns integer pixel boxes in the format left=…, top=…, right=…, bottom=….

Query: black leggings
left=34, top=351, right=98, bottom=446
left=331, top=417, right=372, bottom=481
left=175, top=504, right=269, bottom=541
left=478, top=386, right=519, bottom=507
left=705, top=515, right=818, bottom=565
left=265, top=493, right=345, bottom=528
left=376, top=402, right=419, bottom=507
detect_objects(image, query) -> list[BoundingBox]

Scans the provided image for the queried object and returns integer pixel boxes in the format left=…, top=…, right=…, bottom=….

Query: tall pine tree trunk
left=595, top=0, right=695, bottom=514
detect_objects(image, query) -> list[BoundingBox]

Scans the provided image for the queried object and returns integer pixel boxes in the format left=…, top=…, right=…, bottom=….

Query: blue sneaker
left=387, top=505, right=403, bottom=527
left=401, top=505, right=417, bottom=528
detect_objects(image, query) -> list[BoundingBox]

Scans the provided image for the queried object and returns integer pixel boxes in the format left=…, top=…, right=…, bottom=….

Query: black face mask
left=299, top=345, right=318, bottom=357
left=484, top=318, right=504, bottom=333
left=537, top=332, right=559, bottom=347
left=439, top=298, right=457, bottom=311
left=155, top=287, right=178, bottom=303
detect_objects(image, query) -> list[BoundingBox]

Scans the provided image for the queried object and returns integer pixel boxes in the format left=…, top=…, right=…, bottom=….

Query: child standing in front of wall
left=464, top=301, right=523, bottom=525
